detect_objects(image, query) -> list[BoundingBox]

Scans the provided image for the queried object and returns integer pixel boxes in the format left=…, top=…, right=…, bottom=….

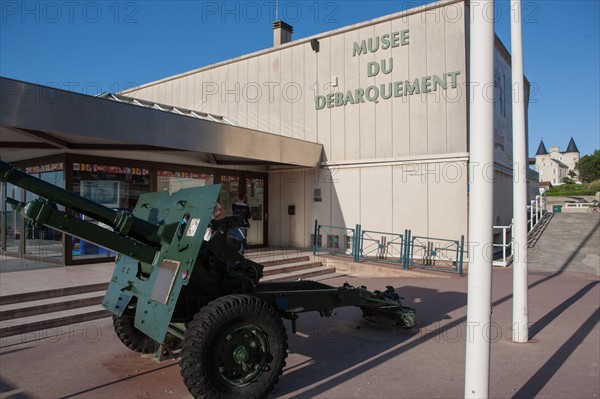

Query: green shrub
left=589, top=179, right=600, bottom=194
left=545, top=183, right=595, bottom=196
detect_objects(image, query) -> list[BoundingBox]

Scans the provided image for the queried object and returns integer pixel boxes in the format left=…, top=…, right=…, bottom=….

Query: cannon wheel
left=113, top=311, right=160, bottom=354
left=180, top=295, right=288, bottom=399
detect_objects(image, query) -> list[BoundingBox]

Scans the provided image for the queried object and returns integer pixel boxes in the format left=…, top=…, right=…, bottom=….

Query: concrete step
left=252, top=255, right=311, bottom=267
left=0, top=282, right=109, bottom=306
left=0, top=304, right=111, bottom=339
left=0, top=253, right=328, bottom=340
left=309, top=272, right=348, bottom=282
left=262, top=265, right=337, bottom=283
left=262, top=261, right=323, bottom=277
left=0, top=291, right=105, bottom=321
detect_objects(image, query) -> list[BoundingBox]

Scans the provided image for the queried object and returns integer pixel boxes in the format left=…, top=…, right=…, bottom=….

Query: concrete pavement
left=0, top=213, right=598, bottom=398
left=0, top=269, right=598, bottom=398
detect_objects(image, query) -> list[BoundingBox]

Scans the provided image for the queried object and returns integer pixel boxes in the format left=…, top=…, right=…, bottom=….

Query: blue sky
left=1, top=0, right=599, bottom=157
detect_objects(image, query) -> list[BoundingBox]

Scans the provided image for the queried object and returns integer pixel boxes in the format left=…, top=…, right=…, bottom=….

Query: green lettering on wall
left=448, top=71, right=460, bottom=88
left=380, top=83, right=393, bottom=99
left=433, top=74, right=447, bottom=90
left=344, top=90, right=355, bottom=105
left=355, top=88, right=366, bottom=103
left=367, top=61, right=380, bottom=77
left=313, top=69, right=462, bottom=109
left=422, top=76, right=432, bottom=93
left=381, top=33, right=391, bottom=49
left=326, top=93, right=334, bottom=108
left=366, top=85, right=380, bottom=103
left=394, top=81, right=403, bottom=97
left=315, top=96, right=326, bottom=110
left=351, top=30, right=410, bottom=56
left=405, top=79, right=421, bottom=96
left=391, top=31, right=400, bottom=47
left=401, top=29, right=410, bottom=45
left=353, top=40, right=367, bottom=57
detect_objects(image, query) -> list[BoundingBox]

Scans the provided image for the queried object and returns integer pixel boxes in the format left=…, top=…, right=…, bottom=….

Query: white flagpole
left=511, top=0, right=529, bottom=343
left=465, top=0, right=495, bottom=397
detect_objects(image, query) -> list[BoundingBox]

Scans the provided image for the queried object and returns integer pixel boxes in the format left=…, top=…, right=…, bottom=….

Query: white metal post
left=530, top=200, right=534, bottom=230
left=502, top=226, right=507, bottom=263
left=535, top=195, right=540, bottom=224
left=511, top=0, right=529, bottom=343
left=465, top=1, right=495, bottom=397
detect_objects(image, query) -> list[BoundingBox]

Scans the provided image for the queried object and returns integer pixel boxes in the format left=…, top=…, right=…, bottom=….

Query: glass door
left=217, top=173, right=267, bottom=247
left=218, top=175, right=240, bottom=218
left=245, top=177, right=265, bottom=246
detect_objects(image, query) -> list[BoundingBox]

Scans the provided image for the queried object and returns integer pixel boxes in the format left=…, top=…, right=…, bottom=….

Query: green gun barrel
left=0, top=160, right=161, bottom=247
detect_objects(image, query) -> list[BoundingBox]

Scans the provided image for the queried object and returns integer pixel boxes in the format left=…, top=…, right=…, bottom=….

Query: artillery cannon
left=0, top=160, right=415, bottom=399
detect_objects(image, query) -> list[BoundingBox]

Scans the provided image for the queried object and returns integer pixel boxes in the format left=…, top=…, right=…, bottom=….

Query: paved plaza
left=0, top=214, right=598, bottom=398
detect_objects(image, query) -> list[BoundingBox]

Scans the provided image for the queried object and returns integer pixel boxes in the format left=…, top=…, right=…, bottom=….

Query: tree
left=562, top=176, right=575, bottom=184
left=575, top=150, right=600, bottom=183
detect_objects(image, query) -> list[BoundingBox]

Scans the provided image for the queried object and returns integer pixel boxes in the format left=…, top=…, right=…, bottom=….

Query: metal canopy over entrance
left=0, top=77, right=322, bottom=264
left=0, top=78, right=323, bottom=167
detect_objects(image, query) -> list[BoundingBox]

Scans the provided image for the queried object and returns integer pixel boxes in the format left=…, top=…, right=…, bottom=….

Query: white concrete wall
left=123, top=0, right=468, bottom=163
left=123, top=0, right=475, bottom=246
left=269, top=158, right=468, bottom=247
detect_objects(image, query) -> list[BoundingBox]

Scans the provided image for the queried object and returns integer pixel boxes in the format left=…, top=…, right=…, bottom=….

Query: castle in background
left=534, top=137, right=580, bottom=185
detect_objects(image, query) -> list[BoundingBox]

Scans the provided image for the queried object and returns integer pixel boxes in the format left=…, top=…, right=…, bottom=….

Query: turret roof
left=565, top=137, right=579, bottom=153
left=535, top=140, right=548, bottom=155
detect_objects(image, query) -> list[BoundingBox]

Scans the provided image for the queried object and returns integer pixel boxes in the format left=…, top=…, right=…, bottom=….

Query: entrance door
left=244, top=177, right=265, bottom=246
left=218, top=174, right=266, bottom=247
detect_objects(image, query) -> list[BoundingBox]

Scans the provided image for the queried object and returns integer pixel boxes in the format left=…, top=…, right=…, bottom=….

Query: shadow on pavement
left=279, top=230, right=599, bottom=399
left=0, top=376, right=37, bottom=399
left=58, top=363, right=178, bottom=399
left=276, top=285, right=467, bottom=398
left=513, top=308, right=599, bottom=399
left=529, top=281, right=599, bottom=340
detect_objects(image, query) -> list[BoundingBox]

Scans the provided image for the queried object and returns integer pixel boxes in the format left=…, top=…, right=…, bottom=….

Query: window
left=72, top=162, right=150, bottom=260
left=157, top=170, right=214, bottom=194
left=23, top=163, right=65, bottom=262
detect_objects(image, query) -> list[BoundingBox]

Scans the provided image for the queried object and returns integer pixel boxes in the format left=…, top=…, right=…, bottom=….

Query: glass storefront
left=0, top=155, right=268, bottom=265
left=71, top=162, right=150, bottom=260
left=218, top=175, right=266, bottom=246
left=245, top=178, right=265, bottom=246
left=157, top=170, right=214, bottom=194
left=24, top=164, right=65, bottom=262
left=2, top=183, right=21, bottom=254
left=218, top=175, right=241, bottom=216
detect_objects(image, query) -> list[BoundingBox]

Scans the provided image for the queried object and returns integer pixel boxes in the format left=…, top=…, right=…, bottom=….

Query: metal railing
left=527, top=195, right=546, bottom=231
left=359, top=229, right=409, bottom=267
left=409, top=235, right=464, bottom=275
left=493, top=220, right=513, bottom=267
left=312, top=220, right=464, bottom=275
left=312, top=223, right=358, bottom=260
left=494, top=194, right=548, bottom=267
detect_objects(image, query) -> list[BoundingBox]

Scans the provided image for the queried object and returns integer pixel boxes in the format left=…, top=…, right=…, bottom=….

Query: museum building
left=0, top=0, right=532, bottom=265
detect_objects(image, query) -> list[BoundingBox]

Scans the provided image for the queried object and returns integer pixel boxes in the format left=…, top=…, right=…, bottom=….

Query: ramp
left=529, top=213, right=600, bottom=275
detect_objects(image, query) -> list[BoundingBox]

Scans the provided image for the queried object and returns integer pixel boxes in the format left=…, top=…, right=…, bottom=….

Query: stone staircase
left=0, top=255, right=337, bottom=342
left=0, top=283, right=110, bottom=340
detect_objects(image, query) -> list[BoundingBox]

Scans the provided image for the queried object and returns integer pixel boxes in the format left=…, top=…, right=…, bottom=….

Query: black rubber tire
left=113, top=312, right=160, bottom=354
left=180, top=295, right=288, bottom=399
